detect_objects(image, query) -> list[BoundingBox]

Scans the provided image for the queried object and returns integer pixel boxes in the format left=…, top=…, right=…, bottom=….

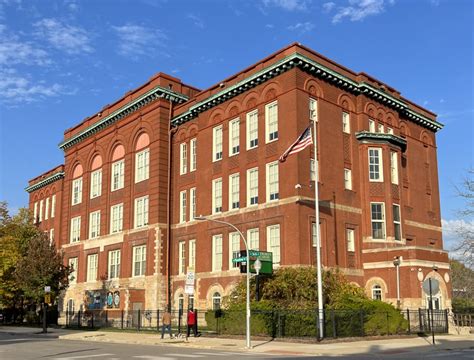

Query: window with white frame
left=372, top=285, right=382, bottom=300
left=246, top=110, right=258, bottom=149
left=69, top=257, right=78, bottom=284
left=87, top=254, right=98, bottom=282
left=371, top=202, right=386, bottom=239
left=89, top=210, right=100, bottom=239
left=229, top=232, right=240, bottom=269
left=346, top=228, right=355, bottom=252
left=39, top=200, right=43, bottom=222
left=212, top=178, right=223, bottom=214
left=70, top=216, right=81, bottom=243
left=190, top=138, right=197, bottom=171
left=212, top=234, right=223, bottom=272
left=111, top=160, right=124, bottom=191
left=229, top=173, right=240, bottom=210
left=212, top=292, right=221, bottom=310
left=309, top=98, right=318, bottom=121
left=51, top=195, right=56, bottom=218
left=266, top=162, right=279, bottom=201
left=135, top=148, right=149, bottom=183
left=267, top=224, right=281, bottom=265
left=247, top=168, right=258, bottom=206
left=265, top=101, right=278, bottom=142
left=393, top=204, right=402, bottom=241
left=213, top=125, right=223, bottom=161
left=178, top=241, right=186, bottom=275
left=378, top=123, right=384, bottom=133
left=108, top=249, right=121, bottom=279
left=312, top=222, right=322, bottom=247
left=368, top=148, right=383, bottom=182
left=189, top=239, right=196, bottom=269
left=132, top=245, right=146, bottom=277
left=369, top=119, right=375, bottom=132
left=229, top=118, right=240, bottom=155
left=190, top=187, right=196, bottom=221
left=247, top=228, right=259, bottom=250
left=179, top=190, right=187, bottom=223
left=180, top=143, right=187, bottom=175
left=33, top=202, right=38, bottom=223
left=344, top=168, right=352, bottom=190
left=342, top=112, right=350, bottom=133
left=110, top=203, right=123, bottom=234
left=90, top=169, right=102, bottom=198
left=134, top=196, right=149, bottom=228
left=390, top=151, right=399, bottom=185
left=387, top=127, right=394, bottom=135
left=72, top=178, right=82, bottom=205
left=45, top=197, right=49, bottom=220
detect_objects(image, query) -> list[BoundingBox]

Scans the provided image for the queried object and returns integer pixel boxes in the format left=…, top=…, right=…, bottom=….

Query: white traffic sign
left=186, top=271, right=195, bottom=285
left=185, top=284, right=194, bottom=295
left=44, top=286, right=51, bottom=293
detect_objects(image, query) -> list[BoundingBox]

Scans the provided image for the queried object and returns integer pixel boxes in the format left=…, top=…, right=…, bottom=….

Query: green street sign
left=239, top=250, right=273, bottom=275
left=232, top=256, right=247, bottom=263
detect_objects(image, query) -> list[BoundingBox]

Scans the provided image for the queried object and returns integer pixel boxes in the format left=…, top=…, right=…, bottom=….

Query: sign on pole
left=44, top=294, right=51, bottom=304
left=185, top=269, right=195, bottom=295
left=44, top=286, right=51, bottom=293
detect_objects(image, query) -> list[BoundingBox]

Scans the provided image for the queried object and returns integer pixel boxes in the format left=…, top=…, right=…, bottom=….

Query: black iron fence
left=62, top=308, right=449, bottom=339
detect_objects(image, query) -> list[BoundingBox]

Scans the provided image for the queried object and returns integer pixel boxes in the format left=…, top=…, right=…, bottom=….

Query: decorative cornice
left=355, top=131, right=407, bottom=151
left=59, top=86, right=189, bottom=151
left=25, top=171, right=65, bottom=193
left=172, top=52, right=443, bottom=132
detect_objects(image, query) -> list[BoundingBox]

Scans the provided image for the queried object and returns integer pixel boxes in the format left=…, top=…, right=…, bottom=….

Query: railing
left=452, top=313, right=473, bottom=328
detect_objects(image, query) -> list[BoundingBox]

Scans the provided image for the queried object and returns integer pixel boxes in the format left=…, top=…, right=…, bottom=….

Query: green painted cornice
left=25, top=171, right=65, bottom=193
left=172, top=52, right=443, bottom=132
left=355, top=131, right=407, bottom=152
left=59, top=86, right=189, bottom=151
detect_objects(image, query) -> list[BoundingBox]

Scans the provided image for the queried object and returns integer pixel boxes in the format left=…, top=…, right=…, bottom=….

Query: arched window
left=111, top=145, right=125, bottom=191
left=372, top=285, right=382, bottom=300
left=90, top=155, right=103, bottom=199
left=212, top=292, right=221, bottom=310
left=71, top=164, right=83, bottom=205
left=135, top=133, right=150, bottom=183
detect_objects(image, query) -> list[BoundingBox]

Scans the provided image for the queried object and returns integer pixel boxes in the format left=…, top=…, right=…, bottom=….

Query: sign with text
left=239, top=250, right=273, bottom=275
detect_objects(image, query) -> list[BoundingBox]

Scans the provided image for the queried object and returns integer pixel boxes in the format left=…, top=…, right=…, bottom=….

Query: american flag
left=279, top=125, right=313, bottom=163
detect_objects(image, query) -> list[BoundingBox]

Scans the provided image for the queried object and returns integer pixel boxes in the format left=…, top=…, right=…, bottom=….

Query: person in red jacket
left=186, top=308, right=197, bottom=338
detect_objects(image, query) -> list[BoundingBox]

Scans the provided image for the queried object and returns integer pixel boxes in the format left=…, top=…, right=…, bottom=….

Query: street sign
left=185, top=284, right=194, bottom=295
left=44, top=286, right=51, bottom=293
left=239, top=250, right=273, bottom=275
left=44, top=294, right=51, bottom=304
left=232, top=256, right=247, bottom=263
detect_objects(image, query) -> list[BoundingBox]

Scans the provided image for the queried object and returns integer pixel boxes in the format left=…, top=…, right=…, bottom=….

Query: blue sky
left=0, top=0, right=472, bottom=249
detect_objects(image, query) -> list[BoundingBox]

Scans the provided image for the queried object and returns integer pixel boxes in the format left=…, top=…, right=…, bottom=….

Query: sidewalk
left=56, top=329, right=474, bottom=357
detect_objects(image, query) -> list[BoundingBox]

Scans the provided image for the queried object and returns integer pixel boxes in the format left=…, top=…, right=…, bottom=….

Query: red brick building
left=26, top=43, right=451, bottom=315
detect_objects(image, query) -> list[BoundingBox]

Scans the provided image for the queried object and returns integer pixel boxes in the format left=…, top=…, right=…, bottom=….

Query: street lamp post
left=393, top=257, right=401, bottom=308
left=194, top=216, right=252, bottom=349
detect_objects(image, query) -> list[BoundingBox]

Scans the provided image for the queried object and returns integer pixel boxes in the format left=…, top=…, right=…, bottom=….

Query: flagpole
left=313, top=112, right=324, bottom=340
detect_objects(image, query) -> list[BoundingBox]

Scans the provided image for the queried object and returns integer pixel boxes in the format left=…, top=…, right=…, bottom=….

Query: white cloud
left=112, top=23, right=167, bottom=60
left=33, top=18, right=93, bottom=54
left=187, top=14, right=204, bottom=29
left=331, top=0, right=393, bottom=24
left=442, top=218, right=474, bottom=252
left=287, top=22, right=315, bottom=33
left=262, top=0, right=310, bottom=11
left=322, top=2, right=335, bottom=12
left=265, top=24, right=275, bottom=28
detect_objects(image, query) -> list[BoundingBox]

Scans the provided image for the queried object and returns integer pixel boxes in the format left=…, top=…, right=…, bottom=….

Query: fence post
left=407, top=309, right=411, bottom=334
left=156, top=310, right=160, bottom=332
left=121, top=310, right=124, bottom=329
left=360, top=310, right=364, bottom=337
left=91, top=311, right=94, bottom=329
left=138, top=309, right=141, bottom=331
left=386, top=312, right=390, bottom=335
left=66, top=310, right=68, bottom=328
left=178, top=310, right=182, bottom=334
left=444, top=310, right=449, bottom=333
left=78, top=310, right=81, bottom=328
left=418, top=308, right=423, bottom=332
left=331, top=310, right=336, bottom=338
left=105, top=310, right=108, bottom=328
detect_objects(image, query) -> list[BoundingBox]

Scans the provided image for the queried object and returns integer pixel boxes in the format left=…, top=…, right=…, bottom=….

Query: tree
left=449, top=259, right=474, bottom=311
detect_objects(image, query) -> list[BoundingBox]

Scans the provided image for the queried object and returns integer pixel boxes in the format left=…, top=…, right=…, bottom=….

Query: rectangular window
left=132, top=245, right=146, bottom=277
left=180, top=143, right=187, bottom=175
left=89, top=210, right=100, bottom=239
left=189, top=239, right=196, bottom=269
left=229, top=232, right=240, bottom=269
left=69, top=257, right=78, bottom=284
left=178, top=241, right=186, bottom=275
left=212, top=234, right=223, bottom=272
left=45, top=197, right=49, bottom=220
left=378, top=123, right=384, bottom=133
left=39, top=200, right=43, bottom=222
left=213, top=125, right=223, bottom=161
left=265, top=101, right=278, bottom=142
left=90, top=169, right=102, bottom=198
left=312, top=222, right=322, bottom=247
left=108, top=249, right=121, bottom=279
left=266, top=162, right=279, bottom=201
left=87, top=254, right=98, bottom=282
left=110, top=203, right=123, bottom=234
left=229, top=118, right=240, bottom=155
left=135, top=148, right=150, bottom=183
left=179, top=190, right=187, bottom=223
left=246, top=110, right=258, bottom=149
left=390, top=151, right=399, bottom=185
left=190, top=138, right=197, bottom=171
left=111, top=160, right=124, bottom=191
left=267, top=224, right=280, bottom=265
left=368, top=148, right=383, bottom=182
left=33, top=202, right=38, bottom=223
left=371, top=202, right=386, bottom=239
left=393, top=204, right=402, bottom=241
left=387, top=127, right=394, bottom=135
left=347, top=228, right=355, bottom=252
left=247, top=228, right=259, bottom=250
left=309, top=98, right=318, bottom=121
left=134, top=196, right=149, bottom=229
left=72, top=177, right=82, bottom=205
left=247, top=168, right=258, bottom=206
left=190, top=187, right=196, bottom=221
left=344, top=168, right=352, bottom=190
left=212, top=178, right=223, bottom=214
left=369, top=119, right=375, bottom=132
left=342, top=112, right=350, bottom=133
left=229, top=173, right=240, bottom=210
left=51, top=195, right=56, bottom=218
left=70, top=216, right=81, bottom=243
